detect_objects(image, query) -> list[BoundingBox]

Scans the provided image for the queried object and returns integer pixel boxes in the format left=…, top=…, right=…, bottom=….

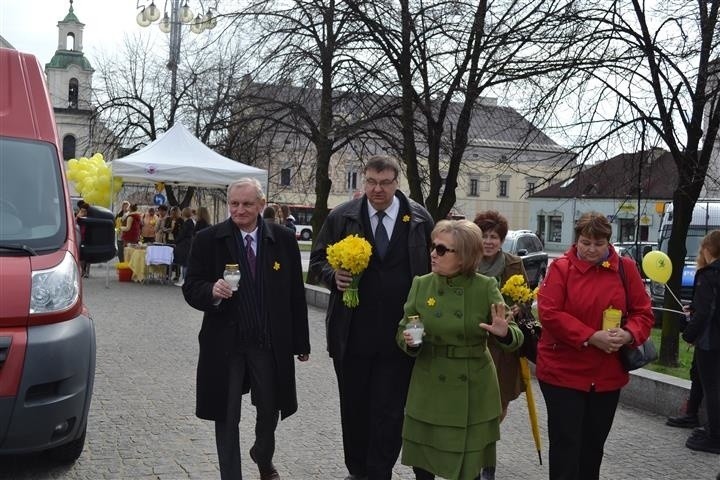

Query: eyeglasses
left=431, top=243, right=457, bottom=256
left=364, top=178, right=397, bottom=188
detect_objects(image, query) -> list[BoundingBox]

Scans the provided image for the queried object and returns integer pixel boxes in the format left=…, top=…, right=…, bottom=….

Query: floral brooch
left=601, top=261, right=611, bottom=269
left=273, top=262, right=281, bottom=271
left=403, top=214, right=411, bottom=223
left=427, top=297, right=436, bottom=307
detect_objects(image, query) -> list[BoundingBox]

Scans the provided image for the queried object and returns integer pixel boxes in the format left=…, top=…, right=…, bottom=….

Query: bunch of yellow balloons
left=66, top=153, right=123, bottom=207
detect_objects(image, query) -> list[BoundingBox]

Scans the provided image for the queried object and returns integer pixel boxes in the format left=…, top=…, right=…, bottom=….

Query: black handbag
left=515, top=303, right=541, bottom=363
left=618, top=259, right=658, bottom=371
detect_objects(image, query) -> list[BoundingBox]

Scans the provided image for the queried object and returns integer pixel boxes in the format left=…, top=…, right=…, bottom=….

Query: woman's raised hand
left=479, top=303, right=509, bottom=338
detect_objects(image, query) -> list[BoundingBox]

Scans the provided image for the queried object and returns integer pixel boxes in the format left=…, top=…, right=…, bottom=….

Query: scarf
left=478, top=252, right=506, bottom=282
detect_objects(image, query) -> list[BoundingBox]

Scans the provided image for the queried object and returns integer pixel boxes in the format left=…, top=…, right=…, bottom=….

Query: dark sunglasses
left=431, top=243, right=457, bottom=256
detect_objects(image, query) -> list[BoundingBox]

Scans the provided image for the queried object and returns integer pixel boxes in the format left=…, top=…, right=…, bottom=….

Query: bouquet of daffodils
left=500, top=274, right=537, bottom=305
left=500, top=274, right=542, bottom=360
left=326, top=234, right=372, bottom=307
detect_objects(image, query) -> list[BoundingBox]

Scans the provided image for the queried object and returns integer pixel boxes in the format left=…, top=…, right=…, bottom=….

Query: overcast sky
left=1, top=0, right=172, bottom=65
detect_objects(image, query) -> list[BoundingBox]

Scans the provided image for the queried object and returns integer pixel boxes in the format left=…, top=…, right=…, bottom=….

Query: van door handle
left=0, top=337, right=11, bottom=363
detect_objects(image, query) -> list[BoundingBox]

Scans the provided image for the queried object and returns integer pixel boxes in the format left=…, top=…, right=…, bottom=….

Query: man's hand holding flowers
left=327, top=234, right=372, bottom=308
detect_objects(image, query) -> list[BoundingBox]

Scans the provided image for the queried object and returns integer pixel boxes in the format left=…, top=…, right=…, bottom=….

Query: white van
left=650, top=200, right=720, bottom=320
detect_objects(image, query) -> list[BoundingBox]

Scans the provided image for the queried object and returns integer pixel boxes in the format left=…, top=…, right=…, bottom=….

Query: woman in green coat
left=397, top=219, right=523, bottom=480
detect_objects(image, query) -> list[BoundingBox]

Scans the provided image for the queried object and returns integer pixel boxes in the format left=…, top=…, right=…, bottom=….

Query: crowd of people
left=91, top=155, right=717, bottom=480
left=108, top=200, right=299, bottom=287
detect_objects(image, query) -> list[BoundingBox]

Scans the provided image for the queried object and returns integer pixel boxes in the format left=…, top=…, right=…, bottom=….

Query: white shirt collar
left=239, top=226, right=259, bottom=250
left=367, top=196, right=400, bottom=221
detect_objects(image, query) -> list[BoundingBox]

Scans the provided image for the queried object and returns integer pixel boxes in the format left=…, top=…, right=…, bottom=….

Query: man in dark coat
left=182, top=177, right=310, bottom=480
left=310, top=156, right=434, bottom=480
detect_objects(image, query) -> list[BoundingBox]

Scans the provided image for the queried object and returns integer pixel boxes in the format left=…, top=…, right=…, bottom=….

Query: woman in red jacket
left=120, top=203, right=142, bottom=246
left=536, top=212, right=653, bottom=480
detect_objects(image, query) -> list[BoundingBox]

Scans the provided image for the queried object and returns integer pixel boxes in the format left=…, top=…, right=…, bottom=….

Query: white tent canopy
left=110, top=123, right=267, bottom=189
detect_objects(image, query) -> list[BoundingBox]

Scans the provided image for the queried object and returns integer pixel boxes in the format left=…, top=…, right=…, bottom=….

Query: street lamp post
left=135, top=0, right=217, bottom=125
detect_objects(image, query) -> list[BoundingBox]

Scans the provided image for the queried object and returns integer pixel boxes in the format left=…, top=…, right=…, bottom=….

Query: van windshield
left=659, top=225, right=720, bottom=262
left=0, top=137, right=67, bottom=251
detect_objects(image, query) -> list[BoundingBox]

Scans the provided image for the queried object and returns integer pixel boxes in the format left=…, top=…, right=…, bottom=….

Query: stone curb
left=304, top=284, right=691, bottom=419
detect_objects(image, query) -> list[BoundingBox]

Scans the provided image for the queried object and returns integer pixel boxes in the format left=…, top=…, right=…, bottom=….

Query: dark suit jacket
left=309, top=192, right=433, bottom=360
left=182, top=217, right=310, bottom=421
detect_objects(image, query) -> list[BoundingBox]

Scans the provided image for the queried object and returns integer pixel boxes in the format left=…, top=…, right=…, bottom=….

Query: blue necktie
left=375, top=211, right=389, bottom=258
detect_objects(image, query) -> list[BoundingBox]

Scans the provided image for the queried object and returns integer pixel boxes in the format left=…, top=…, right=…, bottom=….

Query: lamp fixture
left=135, top=0, right=218, bottom=32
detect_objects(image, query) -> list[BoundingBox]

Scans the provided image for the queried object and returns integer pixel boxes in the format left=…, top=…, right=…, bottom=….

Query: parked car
left=502, top=230, right=548, bottom=288
left=613, top=241, right=657, bottom=279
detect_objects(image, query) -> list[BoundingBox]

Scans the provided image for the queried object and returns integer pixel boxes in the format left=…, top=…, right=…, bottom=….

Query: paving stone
left=1, top=270, right=718, bottom=479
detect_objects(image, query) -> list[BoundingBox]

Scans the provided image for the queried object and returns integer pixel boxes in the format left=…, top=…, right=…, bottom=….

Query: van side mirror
left=78, top=206, right=116, bottom=263
left=516, top=248, right=529, bottom=257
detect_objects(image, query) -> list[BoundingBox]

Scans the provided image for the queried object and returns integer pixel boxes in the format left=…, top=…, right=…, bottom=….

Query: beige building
left=248, top=90, right=573, bottom=230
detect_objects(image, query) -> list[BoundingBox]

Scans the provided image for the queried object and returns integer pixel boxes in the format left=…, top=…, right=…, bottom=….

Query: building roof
left=240, top=80, right=566, bottom=154
left=61, top=2, right=83, bottom=25
left=459, top=103, right=565, bottom=153
left=46, top=50, right=93, bottom=71
left=532, top=148, right=677, bottom=199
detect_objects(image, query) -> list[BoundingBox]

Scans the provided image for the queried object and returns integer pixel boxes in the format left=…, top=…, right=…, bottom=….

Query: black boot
left=666, top=414, right=700, bottom=428
left=685, top=430, right=720, bottom=454
left=412, top=467, right=435, bottom=480
left=479, top=466, right=495, bottom=480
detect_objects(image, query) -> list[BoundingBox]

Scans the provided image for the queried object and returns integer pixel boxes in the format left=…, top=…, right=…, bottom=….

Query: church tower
left=45, top=0, right=95, bottom=161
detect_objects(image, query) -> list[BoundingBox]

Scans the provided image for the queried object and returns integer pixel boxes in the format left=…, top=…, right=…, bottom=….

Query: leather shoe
left=666, top=414, right=700, bottom=428
left=686, top=432, right=720, bottom=454
left=249, top=446, right=280, bottom=480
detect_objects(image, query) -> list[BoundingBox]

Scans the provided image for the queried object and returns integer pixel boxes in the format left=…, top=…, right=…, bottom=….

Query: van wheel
left=48, top=427, right=86, bottom=464
left=300, top=229, right=312, bottom=241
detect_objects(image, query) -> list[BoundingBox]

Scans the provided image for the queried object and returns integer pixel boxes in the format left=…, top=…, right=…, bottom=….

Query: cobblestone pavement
left=2, top=267, right=719, bottom=479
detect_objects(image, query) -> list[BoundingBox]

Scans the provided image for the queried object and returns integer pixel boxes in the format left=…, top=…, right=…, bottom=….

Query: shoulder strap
left=618, top=258, right=630, bottom=324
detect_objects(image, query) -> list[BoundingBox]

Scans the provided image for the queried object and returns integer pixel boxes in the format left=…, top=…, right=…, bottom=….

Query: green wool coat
left=396, top=272, right=523, bottom=480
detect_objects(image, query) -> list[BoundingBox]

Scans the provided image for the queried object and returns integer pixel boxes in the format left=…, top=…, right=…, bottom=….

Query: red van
left=0, top=48, right=115, bottom=462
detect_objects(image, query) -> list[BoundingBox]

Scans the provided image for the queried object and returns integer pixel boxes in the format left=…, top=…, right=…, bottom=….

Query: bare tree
left=551, top=0, right=720, bottom=365
left=344, top=0, right=581, bottom=219
left=92, top=32, right=253, bottom=207
left=223, top=0, right=395, bottom=243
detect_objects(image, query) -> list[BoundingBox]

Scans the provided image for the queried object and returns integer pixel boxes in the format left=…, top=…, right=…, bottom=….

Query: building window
left=347, top=170, right=358, bottom=190
left=63, top=135, right=76, bottom=161
left=479, top=175, right=491, bottom=191
left=549, top=215, right=563, bottom=243
left=280, top=168, right=291, bottom=186
left=66, top=33, right=75, bottom=51
left=68, top=78, right=79, bottom=109
left=469, top=178, right=479, bottom=197
left=527, top=182, right=536, bottom=196
left=498, top=179, right=508, bottom=197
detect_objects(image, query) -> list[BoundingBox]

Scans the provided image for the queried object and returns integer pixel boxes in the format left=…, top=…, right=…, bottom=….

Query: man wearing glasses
left=310, top=155, right=434, bottom=480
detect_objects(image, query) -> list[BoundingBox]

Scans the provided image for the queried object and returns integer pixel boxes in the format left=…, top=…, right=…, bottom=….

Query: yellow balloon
left=642, top=250, right=672, bottom=284
left=96, top=175, right=111, bottom=189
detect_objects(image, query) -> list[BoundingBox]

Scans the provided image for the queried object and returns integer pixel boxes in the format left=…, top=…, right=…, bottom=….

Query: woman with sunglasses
left=397, top=219, right=523, bottom=480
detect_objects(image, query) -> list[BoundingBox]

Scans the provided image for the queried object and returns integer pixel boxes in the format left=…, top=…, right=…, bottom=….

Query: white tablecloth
left=146, top=245, right=173, bottom=265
